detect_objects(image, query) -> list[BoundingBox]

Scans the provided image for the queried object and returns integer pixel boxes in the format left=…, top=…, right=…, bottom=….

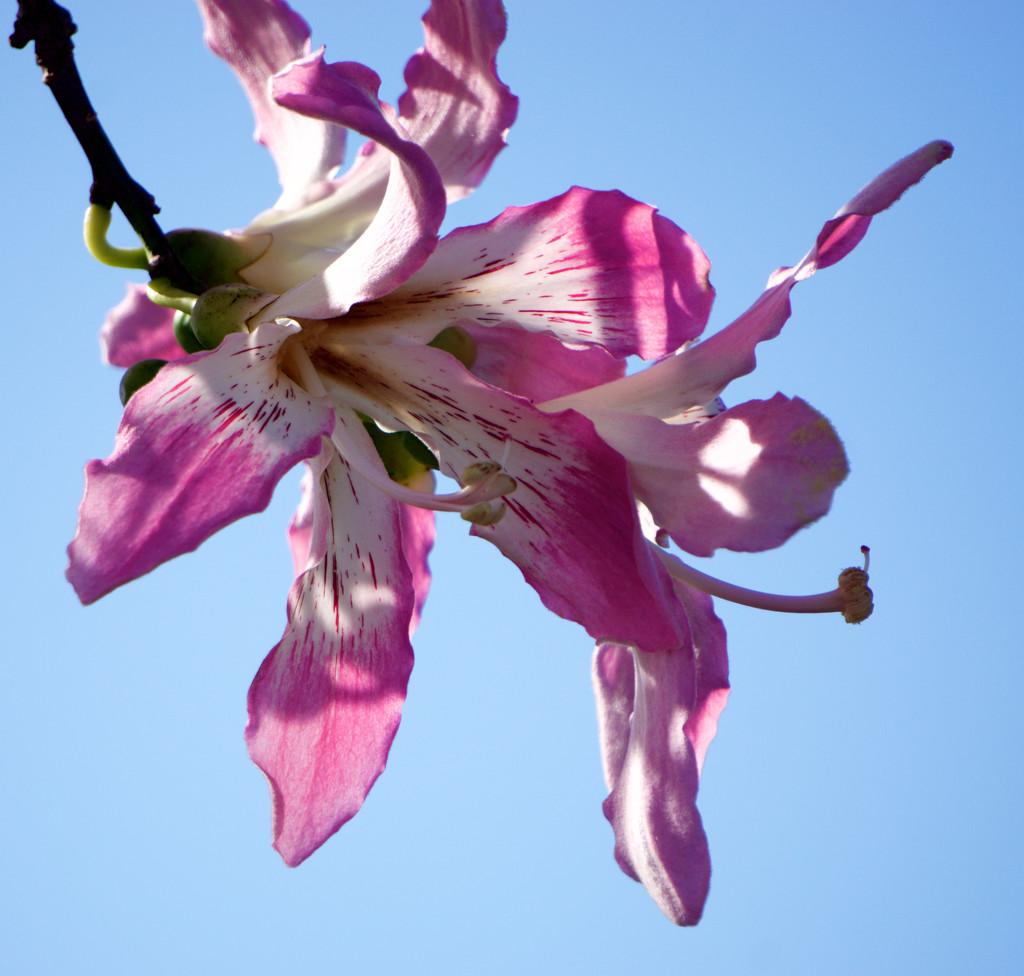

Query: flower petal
left=808, top=139, right=954, bottom=274
left=251, top=54, right=446, bottom=318
left=349, top=187, right=713, bottom=359
left=287, top=462, right=317, bottom=577
left=246, top=445, right=415, bottom=866
left=316, top=341, right=687, bottom=653
left=674, top=583, right=729, bottom=775
left=584, top=394, right=849, bottom=556
left=66, top=322, right=334, bottom=604
left=593, top=642, right=636, bottom=793
left=195, top=0, right=346, bottom=208
left=466, top=324, right=625, bottom=403
left=246, top=0, right=516, bottom=251
left=545, top=140, right=953, bottom=419
left=600, top=639, right=712, bottom=926
left=400, top=503, right=435, bottom=635
left=398, top=0, right=518, bottom=201
left=101, top=284, right=184, bottom=367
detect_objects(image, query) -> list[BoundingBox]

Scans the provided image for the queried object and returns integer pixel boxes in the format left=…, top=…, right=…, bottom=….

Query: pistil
left=288, top=341, right=517, bottom=517
left=655, top=544, right=873, bottom=623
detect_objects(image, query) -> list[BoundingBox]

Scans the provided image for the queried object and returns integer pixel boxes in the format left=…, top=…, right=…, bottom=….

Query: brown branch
left=10, top=0, right=198, bottom=291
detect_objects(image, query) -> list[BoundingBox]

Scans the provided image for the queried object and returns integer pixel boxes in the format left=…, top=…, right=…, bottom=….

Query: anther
left=461, top=501, right=508, bottom=526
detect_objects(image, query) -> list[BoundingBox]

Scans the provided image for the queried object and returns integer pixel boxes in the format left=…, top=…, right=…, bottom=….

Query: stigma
left=655, top=545, right=873, bottom=623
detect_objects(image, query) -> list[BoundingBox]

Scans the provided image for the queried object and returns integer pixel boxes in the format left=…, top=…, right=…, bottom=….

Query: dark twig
left=10, top=0, right=197, bottom=290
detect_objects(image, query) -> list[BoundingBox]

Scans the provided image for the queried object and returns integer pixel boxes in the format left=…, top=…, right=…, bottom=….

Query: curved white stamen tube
left=654, top=544, right=873, bottom=622
left=290, top=342, right=515, bottom=514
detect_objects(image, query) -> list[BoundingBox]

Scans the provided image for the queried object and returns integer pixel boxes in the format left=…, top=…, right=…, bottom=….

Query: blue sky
left=2, top=1, right=1022, bottom=973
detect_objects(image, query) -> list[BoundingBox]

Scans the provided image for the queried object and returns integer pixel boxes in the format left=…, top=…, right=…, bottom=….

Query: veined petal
left=600, top=639, right=711, bottom=926
left=246, top=446, right=415, bottom=867
left=315, top=341, right=687, bottom=653
left=251, top=54, right=446, bottom=318
left=348, top=187, right=713, bottom=359
left=101, top=284, right=184, bottom=367
left=195, top=0, right=346, bottom=208
left=585, top=395, right=849, bottom=556
left=466, top=324, right=625, bottom=403
left=66, top=322, right=334, bottom=604
left=544, top=140, right=953, bottom=419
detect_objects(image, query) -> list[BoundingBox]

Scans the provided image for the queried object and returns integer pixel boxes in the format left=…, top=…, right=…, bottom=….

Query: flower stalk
left=10, top=0, right=197, bottom=291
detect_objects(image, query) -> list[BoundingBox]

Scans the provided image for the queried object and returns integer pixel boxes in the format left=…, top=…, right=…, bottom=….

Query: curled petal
left=599, top=640, right=711, bottom=926
left=250, top=0, right=517, bottom=250
left=546, top=140, right=953, bottom=420
left=807, top=139, right=954, bottom=274
left=351, top=187, right=713, bottom=359
left=195, top=0, right=346, bottom=207
left=66, top=322, right=334, bottom=604
left=399, top=0, right=518, bottom=201
left=251, top=54, right=446, bottom=318
left=585, top=395, right=849, bottom=556
left=317, top=342, right=687, bottom=653
left=247, top=447, right=415, bottom=866
left=101, top=284, right=184, bottom=367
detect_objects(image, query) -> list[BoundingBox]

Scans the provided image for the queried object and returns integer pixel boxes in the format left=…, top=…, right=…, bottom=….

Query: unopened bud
left=191, top=285, right=275, bottom=350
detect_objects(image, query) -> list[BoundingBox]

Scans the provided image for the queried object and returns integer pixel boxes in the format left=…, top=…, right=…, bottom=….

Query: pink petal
left=398, top=0, right=518, bottom=201
left=101, top=284, right=184, bottom=367
left=255, top=54, right=446, bottom=319
left=353, top=187, right=713, bottom=359
left=547, top=140, right=953, bottom=420
left=195, top=0, right=346, bottom=208
left=66, top=322, right=334, bottom=604
left=674, top=584, right=729, bottom=775
left=246, top=447, right=415, bottom=866
left=400, top=504, right=435, bottom=635
left=586, top=394, right=849, bottom=557
left=251, top=0, right=516, bottom=250
left=323, top=342, right=687, bottom=653
left=811, top=139, right=954, bottom=273
left=466, top=324, right=625, bottom=403
left=287, top=462, right=317, bottom=577
left=599, top=638, right=712, bottom=926
left=592, top=642, right=636, bottom=794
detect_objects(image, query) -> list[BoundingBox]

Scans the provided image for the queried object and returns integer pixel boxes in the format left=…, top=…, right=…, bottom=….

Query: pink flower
left=70, top=0, right=714, bottom=869
left=569, top=140, right=952, bottom=925
left=69, top=0, right=952, bottom=927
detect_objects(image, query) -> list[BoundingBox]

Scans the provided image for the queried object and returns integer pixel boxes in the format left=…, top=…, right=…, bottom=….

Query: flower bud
left=190, top=285, right=275, bottom=350
left=166, top=229, right=271, bottom=292
left=119, top=359, right=167, bottom=406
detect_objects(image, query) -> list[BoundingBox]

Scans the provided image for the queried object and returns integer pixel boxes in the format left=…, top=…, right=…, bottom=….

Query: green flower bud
left=119, top=359, right=167, bottom=406
left=191, top=285, right=275, bottom=350
left=363, top=421, right=439, bottom=485
left=172, top=311, right=204, bottom=355
left=166, top=229, right=271, bottom=292
left=428, top=326, right=477, bottom=369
